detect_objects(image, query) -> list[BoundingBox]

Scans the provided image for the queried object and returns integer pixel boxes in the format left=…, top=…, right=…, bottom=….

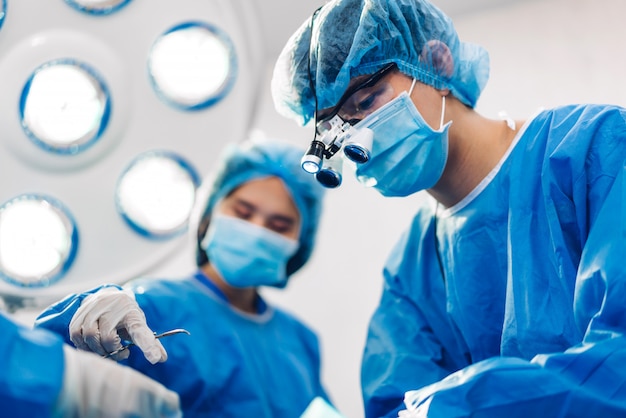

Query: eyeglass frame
left=314, top=62, right=398, bottom=134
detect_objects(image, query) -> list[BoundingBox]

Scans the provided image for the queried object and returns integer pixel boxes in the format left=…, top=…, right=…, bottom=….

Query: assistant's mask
left=354, top=86, right=451, bottom=197
left=201, top=214, right=299, bottom=288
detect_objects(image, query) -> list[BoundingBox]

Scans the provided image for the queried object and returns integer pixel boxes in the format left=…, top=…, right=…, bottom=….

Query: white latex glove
left=69, top=286, right=167, bottom=364
left=55, top=345, right=181, bottom=418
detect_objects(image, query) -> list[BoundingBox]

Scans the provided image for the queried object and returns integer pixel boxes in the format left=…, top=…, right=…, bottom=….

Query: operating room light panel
left=65, top=0, right=130, bottom=14
left=0, top=0, right=256, bottom=302
left=21, top=62, right=108, bottom=153
left=0, top=197, right=75, bottom=286
left=116, top=154, right=198, bottom=237
left=149, top=24, right=233, bottom=108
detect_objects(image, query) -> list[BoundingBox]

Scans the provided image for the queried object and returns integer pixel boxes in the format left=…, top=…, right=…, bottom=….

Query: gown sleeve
left=34, top=284, right=122, bottom=343
left=0, top=311, right=65, bottom=417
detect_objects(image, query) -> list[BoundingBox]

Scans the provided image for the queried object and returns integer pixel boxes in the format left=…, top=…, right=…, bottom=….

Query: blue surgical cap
left=194, top=137, right=326, bottom=280
left=271, top=0, right=490, bottom=126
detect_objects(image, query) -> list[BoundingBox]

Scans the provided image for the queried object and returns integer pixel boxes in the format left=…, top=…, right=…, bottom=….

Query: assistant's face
left=216, top=176, right=301, bottom=241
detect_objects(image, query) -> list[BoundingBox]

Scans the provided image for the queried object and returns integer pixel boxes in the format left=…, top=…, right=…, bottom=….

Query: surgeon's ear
left=420, top=40, right=454, bottom=78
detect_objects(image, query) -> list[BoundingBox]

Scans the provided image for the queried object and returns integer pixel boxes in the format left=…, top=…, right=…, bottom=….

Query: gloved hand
left=69, top=286, right=167, bottom=364
left=55, top=345, right=181, bottom=418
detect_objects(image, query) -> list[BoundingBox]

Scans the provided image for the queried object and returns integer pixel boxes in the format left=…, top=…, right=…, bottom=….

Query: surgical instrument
left=102, top=328, right=190, bottom=359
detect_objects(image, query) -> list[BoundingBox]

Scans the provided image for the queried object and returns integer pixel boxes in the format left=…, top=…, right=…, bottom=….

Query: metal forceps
left=102, top=328, right=191, bottom=359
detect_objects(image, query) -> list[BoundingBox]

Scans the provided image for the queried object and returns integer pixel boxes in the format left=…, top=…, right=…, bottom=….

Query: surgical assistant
left=271, top=0, right=626, bottom=416
left=0, top=311, right=180, bottom=417
left=35, top=138, right=331, bottom=417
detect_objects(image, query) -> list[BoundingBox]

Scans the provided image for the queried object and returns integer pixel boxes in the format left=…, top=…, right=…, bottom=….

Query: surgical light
left=64, top=0, right=132, bottom=15
left=115, top=151, right=201, bottom=239
left=148, top=21, right=237, bottom=111
left=19, top=59, right=110, bottom=155
left=0, top=0, right=5, bottom=31
left=0, top=195, right=78, bottom=288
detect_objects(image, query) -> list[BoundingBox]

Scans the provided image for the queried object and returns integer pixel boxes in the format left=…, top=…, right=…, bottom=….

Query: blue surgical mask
left=354, top=90, right=451, bottom=197
left=201, top=214, right=299, bottom=288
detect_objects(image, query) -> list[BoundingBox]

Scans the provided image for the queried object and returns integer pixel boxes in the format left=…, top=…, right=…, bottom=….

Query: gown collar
left=192, top=270, right=268, bottom=314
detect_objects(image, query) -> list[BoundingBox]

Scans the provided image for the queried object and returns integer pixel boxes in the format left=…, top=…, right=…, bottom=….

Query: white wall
left=254, top=0, right=626, bottom=417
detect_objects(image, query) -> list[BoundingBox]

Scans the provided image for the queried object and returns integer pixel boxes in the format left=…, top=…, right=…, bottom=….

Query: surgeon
left=0, top=310, right=180, bottom=417
left=34, top=137, right=331, bottom=417
left=271, top=0, right=626, bottom=417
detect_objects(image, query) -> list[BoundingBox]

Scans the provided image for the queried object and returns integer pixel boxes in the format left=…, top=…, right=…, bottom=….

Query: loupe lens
left=315, top=152, right=343, bottom=188
left=316, top=169, right=342, bottom=188
left=342, top=127, right=373, bottom=164
left=344, top=144, right=370, bottom=163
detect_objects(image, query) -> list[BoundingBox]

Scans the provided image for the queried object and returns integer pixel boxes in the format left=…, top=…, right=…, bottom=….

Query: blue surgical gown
left=361, top=104, right=626, bottom=417
left=35, top=271, right=329, bottom=417
left=0, top=311, right=65, bottom=417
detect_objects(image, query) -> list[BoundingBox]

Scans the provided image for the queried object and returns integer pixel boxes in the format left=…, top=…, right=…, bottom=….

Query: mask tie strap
left=439, top=95, right=446, bottom=129
left=408, top=78, right=417, bottom=97
left=408, top=78, right=446, bottom=130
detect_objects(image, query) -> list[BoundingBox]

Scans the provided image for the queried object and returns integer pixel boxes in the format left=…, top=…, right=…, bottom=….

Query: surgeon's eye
left=342, top=84, right=394, bottom=121
left=340, top=93, right=379, bottom=121
left=354, top=93, right=377, bottom=114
